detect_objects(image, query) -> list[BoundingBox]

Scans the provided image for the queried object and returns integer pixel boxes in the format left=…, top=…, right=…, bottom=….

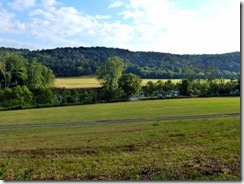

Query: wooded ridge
left=0, top=47, right=240, bottom=79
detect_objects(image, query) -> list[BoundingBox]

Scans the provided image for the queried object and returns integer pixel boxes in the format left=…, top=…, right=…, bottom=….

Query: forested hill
left=0, top=47, right=240, bottom=79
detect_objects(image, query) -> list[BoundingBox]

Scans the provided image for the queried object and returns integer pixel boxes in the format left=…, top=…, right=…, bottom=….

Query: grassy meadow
left=0, top=97, right=240, bottom=180
left=54, top=76, right=182, bottom=89
left=0, top=97, right=239, bottom=126
left=54, top=76, right=231, bottom=89
left=54, top=76, right=101, bottom=89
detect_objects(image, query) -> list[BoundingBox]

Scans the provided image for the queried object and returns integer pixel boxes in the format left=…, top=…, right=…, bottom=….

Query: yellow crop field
left=54, top=76, right=182, bottom=89
left=54, top=76, right=101, bottom=88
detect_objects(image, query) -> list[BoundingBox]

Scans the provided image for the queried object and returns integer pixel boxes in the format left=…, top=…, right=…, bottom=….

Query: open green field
left=54, top=76, right=182, bottom=89
left=0, top=97, right=239, bottom=126
left=0, top=97, right=240, bottom=180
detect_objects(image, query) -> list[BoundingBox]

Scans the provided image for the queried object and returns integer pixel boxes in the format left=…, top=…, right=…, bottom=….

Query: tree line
left=0, top=55, right=55, bottom=109
left=0, top=55, right=240, bottom=110
left=96, top=56, right=240, bottom=100
left=0, top=47, right=240, bottom=79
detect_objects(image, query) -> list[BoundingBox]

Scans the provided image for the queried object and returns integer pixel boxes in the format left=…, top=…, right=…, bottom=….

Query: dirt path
left=0, top=113, right=240, bottom=130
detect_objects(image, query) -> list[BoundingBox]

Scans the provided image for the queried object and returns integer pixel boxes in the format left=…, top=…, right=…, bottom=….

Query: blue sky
left=0, top=0, right=240, bottom=54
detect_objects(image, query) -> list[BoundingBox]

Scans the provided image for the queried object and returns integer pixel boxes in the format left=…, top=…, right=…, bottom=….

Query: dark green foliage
left=31, top=87, right=55, bottom=105
left=53, top=88, right=100, bottom=105
left=118, top=73, right=142, bottom=98
left=0, top=47, right=240, bottom=79
left=0, top=55, right=55, bottom=90
left=0, top=55, right=27, bottom=88
left=144, top=81, right=156, bottom=97
left=179, top=79, right=191, bottom=96
left=182, top=65, right=203, bottom=81
left=143, top=78, right=239, bottom=99
left=0, top=54, right=55, bottom=109
left=0, top=85, right=33, bottom=108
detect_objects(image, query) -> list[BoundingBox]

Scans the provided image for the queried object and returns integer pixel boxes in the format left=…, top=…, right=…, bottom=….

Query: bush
left=1, top=86, right=33, bottom=108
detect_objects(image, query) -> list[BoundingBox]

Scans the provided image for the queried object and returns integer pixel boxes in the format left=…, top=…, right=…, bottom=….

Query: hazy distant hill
left=0, top=46, right=240, bottom=79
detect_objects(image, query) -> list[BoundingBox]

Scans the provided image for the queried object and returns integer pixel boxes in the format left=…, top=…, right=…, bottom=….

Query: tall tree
left=96, top=56, right=126, bottom=92
left=26, top=60, right=55, bottom=89
left=182, top=65, right=202, bottom=82
left=0, top=55, right=27, bottom=88
left=179, top=79, right=191, bottom=96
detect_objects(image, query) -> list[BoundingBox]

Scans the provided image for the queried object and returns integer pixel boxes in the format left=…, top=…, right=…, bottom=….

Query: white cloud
left=42, top=0, right=58, bottom=7
left=115, top=0, right=240, bottom=54
left=26, top=1, right=135, bottom=48
left=8, top=0, right=35, bottom=10
left=0, top=0, right=240, bottom=54
left=95, top=15, right=111, bottom=20
left=0, top=9, right=26, bottom=33
left=116, top=0, right=197, bottom=52
left=109, top=1, right=124, bottom=8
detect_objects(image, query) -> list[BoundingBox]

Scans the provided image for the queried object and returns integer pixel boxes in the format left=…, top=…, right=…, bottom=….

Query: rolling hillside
left=0, top=47, right=240, bottom=79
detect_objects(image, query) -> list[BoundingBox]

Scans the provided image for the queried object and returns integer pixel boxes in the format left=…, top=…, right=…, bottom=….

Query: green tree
left=26, top=60, right=55, bottom=89
left=144, top=81, right=156, bottom=97
left=163, top=79, right=175, bottom=91
left=205, top=65, right=216, bottom=81
left=182, top=65, right=202, bottom=82
left=198, top=80, right=210, bottom=97
left=2, top=85, right=33, bottom=108
left=208, top=79, right=220, bottom=96
left=0, top=55, right=54, bottom=90
left=32, top=87, right=55, bottom=105
left=41, top=65, right=55, bottom=88
left=96, top=56, right=126, bottom=98
left=179, top=79, right=191, bottom=96
left=155, top=80, right=165, bottom=96
left=0, top=55, right=27, bottom=88
left=225, top=79, right=238, bottom=94
left=118, top=73, right=142, bottom=98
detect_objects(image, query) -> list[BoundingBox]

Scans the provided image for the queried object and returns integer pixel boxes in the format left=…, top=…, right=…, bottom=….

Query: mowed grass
left=0, top=97, right=240, bottom=180
left=0, top=116, right=240, bottom=180
left=54, top=76, right=182, bottom=89
left=0, top=97, right=240, bottom=126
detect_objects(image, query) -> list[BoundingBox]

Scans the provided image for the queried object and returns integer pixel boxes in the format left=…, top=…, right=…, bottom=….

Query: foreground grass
left=0, top=97, right=240, bottom=180
left=0, top=97, right=240, bottom=126
left=0, top=116, right=240, bottom=180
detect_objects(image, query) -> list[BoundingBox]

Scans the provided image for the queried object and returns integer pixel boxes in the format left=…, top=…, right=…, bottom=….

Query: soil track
left=0, top=113, right=240, bottom=130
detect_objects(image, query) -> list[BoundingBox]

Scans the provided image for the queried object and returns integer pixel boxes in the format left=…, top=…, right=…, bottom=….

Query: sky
left=0, top=0, right=241, bottom=54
